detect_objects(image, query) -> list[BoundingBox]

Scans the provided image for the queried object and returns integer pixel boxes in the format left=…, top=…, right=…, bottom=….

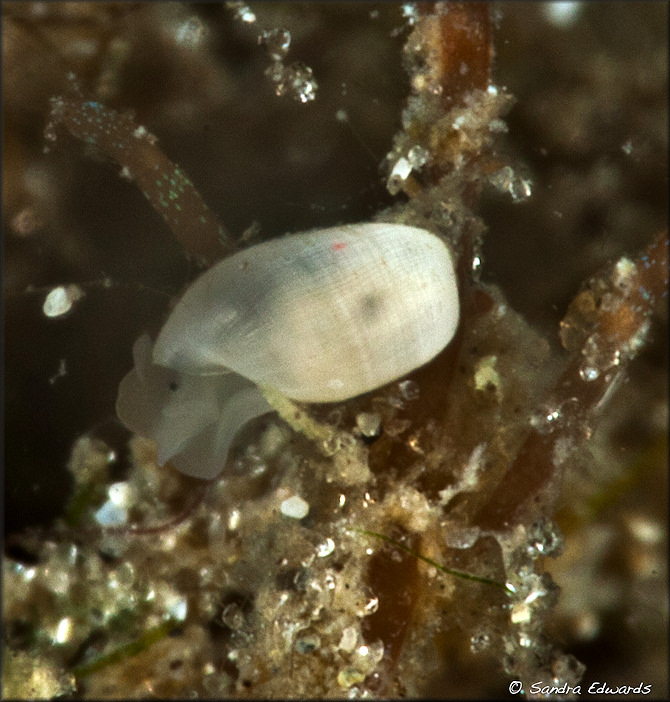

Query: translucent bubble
left=488, top=165, right=532, bottom=203
left=526, top=518, right=564, bottom=558
left=579, top=334, right=623, bottom=382
left=221, top=602, right=245, bottom=630
left=398, top=379, right=420, bottom=401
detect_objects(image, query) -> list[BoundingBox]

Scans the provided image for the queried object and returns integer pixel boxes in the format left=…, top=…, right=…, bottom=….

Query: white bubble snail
left=116, top=222, right=460, bottom=481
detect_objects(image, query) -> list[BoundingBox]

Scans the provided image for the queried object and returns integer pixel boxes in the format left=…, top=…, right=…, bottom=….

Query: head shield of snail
left=116, top=222, right=460, bottom=480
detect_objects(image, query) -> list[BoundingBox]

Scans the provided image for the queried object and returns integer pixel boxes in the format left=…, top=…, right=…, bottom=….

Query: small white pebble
left=55, top=617, right=73, bottom=644
left=280, top=495, right=310, bottom=519
left=107, top=481, right=131, bottom=507
left=228, top=508, right=241, bottom=531
left=43, top=285, right=84, bottom=318
left=316, top=537, right=335, bottom=557
left=94, top=500, right=127, bottom=527
left=389, top=157, right=411, bottom=181
left=165, top=593, right=188, bottom=622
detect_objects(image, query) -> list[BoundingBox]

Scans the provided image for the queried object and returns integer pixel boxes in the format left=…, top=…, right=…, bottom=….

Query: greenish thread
left=353, top=528, right=511, bottom=593
left=72, top=618, right=179, bottom=679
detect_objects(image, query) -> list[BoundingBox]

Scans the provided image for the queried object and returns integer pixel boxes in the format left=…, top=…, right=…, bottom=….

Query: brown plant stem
left=473, top=230, right=668, bottom=531
left=46, top=93, right=233, bottom=265
left=418, top=1, right=492, bottom=112
left=363, top=4, right=495, bottom=693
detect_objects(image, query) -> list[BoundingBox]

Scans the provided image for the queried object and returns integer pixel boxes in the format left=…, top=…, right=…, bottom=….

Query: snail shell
left=117, top=222, right=459, bottom=479
left=153, top=223, right=459, bottom=402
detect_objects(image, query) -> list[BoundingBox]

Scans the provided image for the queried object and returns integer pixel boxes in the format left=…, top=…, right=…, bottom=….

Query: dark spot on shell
left=359, top=292, right=385, bottom=322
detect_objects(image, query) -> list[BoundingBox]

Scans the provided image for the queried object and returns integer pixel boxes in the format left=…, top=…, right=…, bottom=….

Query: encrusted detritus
left=4, top=3, right=667, bottom=698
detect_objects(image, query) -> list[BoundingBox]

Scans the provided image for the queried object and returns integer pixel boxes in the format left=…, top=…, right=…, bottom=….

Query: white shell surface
left=153, top=223, right=459, bottom=403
